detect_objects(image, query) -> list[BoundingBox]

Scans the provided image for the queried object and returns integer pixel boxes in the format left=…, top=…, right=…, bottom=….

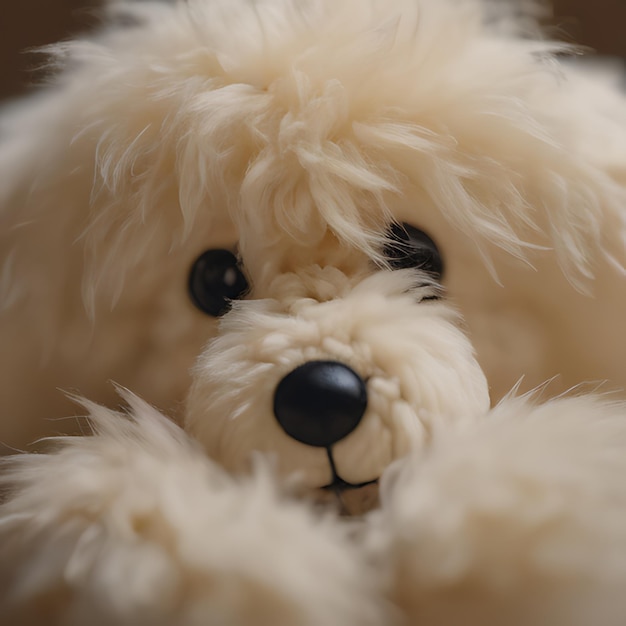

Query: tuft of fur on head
left=1, top=0, right=624, bottom=317
left=0, top=390, right=388, bottom=626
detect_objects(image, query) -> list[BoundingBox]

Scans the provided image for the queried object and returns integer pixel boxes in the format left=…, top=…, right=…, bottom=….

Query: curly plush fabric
left=0, top=392, right=388, bottom=626
left=3, top=392, right=626, bottom=625
left=0, top=0, right=624, bottom=453
left=1, top=1, right=626, bottom=621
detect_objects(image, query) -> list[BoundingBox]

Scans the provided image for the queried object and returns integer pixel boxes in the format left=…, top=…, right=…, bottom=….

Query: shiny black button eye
left=189, top=249, right=248, bottom=317
left=383, top=222, right=443, bottom=279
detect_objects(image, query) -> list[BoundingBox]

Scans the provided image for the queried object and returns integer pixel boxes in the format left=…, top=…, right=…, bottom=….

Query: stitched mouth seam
left=321, top=447, right=379, bottom=492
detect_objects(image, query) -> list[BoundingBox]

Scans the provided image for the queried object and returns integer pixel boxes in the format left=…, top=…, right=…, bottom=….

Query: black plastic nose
left=273, top=360, right=368, bottom=448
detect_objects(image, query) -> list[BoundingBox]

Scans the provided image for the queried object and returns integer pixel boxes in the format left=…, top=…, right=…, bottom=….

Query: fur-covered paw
left=0, top=392, right=387, bottom=626
left=372, top=395, right=626, bottom=626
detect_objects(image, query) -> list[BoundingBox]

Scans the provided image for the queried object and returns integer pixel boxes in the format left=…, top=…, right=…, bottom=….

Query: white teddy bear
left=1, top=0, right=626, bottom=623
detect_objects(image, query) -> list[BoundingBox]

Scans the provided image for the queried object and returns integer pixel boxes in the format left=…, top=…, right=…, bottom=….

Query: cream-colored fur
left=2, top=0, right=626, bottom=623
left=186, top=272, right=489, bottom=487
left=373, top=393, right=626, bottom=626
left=3, top=391, right=626, bottom=625
left=0, top=0, right=624, bottom=451
left=0, top=392, right=387, bottom=626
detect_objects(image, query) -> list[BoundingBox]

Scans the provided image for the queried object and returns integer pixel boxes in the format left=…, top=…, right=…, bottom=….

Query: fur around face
left=0, top=392, right=387, bottom=626
left=4, top=392, right=626, bottom=625
left=186, top=272, right=489, bottom=487
left=1, top=0, right=626, bottom=622
left=0, top=0, right=624, bottom=455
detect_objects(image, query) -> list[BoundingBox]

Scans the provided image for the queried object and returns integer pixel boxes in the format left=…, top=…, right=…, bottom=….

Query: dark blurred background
left=1, top=0, right=625, bottom=102
left=1, top=0, right=100, bottom=102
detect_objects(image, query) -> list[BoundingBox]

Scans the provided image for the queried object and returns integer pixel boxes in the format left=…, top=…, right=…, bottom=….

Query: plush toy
left=1, top=0, right=625, bottom=453
left=1, top=0, right=626, bottom=623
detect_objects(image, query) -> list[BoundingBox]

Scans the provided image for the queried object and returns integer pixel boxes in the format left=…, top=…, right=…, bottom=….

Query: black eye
left=189, top=249, right=248, bottom=317
left=383, top=222, right=444, bottom=280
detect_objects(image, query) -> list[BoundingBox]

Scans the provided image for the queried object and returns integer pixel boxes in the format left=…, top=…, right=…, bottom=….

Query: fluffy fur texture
left=372, top=393, right=626, bottom=626
left=4, top=392, right=626, bottom=625
left=186, top=271, right=489, bottom=488
left=0, top=0, right=624, bottom=452
left=1, top=0, right=626, bottom=622
left=0, top=392, right=387, bottom=626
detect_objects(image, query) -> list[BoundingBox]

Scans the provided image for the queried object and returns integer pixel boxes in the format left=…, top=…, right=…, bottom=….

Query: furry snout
left=185, top=270, right=490, bottom=507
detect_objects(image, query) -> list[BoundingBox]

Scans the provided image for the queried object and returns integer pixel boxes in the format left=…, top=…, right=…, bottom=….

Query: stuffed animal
left=0, top=0, right=624, bottom=452
left=1, top=0, right=626, bottom=623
